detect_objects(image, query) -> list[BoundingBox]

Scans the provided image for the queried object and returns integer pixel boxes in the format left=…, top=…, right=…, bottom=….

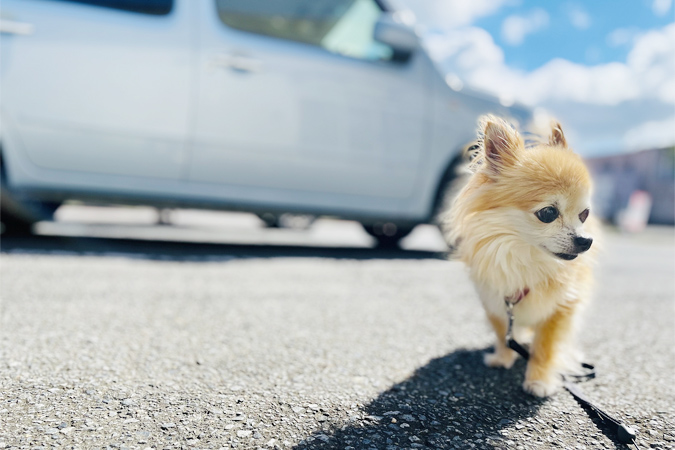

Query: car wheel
left=432, top=148, right=479, bottom=224
left=0, top=210, right=35, bottom=235
left=362, top=222, right=413, bottom=248
left=1, top=155, right=59, bottom=235
left=257, top=213, right=281, bottom=228
left=257, top=213, right=316, bottom=230
left=0, top=195, right=60, bottom=236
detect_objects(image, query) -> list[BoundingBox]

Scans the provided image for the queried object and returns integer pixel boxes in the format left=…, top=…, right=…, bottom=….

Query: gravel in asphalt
left=0, top=225, right=673, bottom=449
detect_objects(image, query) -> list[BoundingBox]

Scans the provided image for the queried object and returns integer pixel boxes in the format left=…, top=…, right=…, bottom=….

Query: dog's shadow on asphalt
left=295, top=348, right=545, bottom=450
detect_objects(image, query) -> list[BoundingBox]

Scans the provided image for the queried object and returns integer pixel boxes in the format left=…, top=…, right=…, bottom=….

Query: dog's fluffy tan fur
left=443, top=115, right=598, bottom=397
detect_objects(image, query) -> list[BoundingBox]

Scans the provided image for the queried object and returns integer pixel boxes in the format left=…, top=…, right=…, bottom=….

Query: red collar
left=505, top=287, right=530, bottom=305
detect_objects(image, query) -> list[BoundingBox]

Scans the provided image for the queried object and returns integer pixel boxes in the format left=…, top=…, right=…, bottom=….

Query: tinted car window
left=53, top=0, right=173, bottom=15
left=215, top=0, right=393, bottom=61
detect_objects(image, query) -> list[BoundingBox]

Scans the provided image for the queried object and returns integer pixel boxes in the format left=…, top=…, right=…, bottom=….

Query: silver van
left=0, top=0, right=530, bottom=245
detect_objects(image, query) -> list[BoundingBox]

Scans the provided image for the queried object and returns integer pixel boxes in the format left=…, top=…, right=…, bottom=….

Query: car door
left=0, top=0, right=191, bottom=191
left=189, top=0, right=431, bottom=214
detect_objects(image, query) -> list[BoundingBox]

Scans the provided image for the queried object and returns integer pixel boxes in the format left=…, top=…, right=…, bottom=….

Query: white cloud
left=652, top=0, right=672, bottom=16
left=422, top=22, right=675, bottom=152
left=428, top=23, right=675, bottom=106
left=606, top=27, right=639, bottom=47
left=623, top=115, right=675, bottom=150
left=426, top=27, right=504, bottom=67
left=501, top=8, right=550, bottom=46
left=524, top=60, right=639, bottom=105
left=628, top=24, right=675, bottom=103
left=567, top=5, right=591, bottom=30
left=396, top=0, right=510, bottom=29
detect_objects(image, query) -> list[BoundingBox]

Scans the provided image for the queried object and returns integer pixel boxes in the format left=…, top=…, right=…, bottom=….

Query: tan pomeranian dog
left=443, top=115, right=598, bottom=397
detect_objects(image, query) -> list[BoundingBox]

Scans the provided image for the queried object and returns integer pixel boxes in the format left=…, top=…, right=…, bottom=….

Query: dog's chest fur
left=457, top=209, right=594, bottom=326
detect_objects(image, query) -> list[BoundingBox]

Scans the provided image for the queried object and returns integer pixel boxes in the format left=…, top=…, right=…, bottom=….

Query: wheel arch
left=427, top=145, right=471, bottom=223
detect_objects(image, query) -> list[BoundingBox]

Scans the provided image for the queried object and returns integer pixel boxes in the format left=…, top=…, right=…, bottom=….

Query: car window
left=215, top=0, right=393, bottom=61
left=52, top=0, right=173, bottom=15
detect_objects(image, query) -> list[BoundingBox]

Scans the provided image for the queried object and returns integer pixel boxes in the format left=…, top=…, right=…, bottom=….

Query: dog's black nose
left=574, top=236, right=593, bottom=252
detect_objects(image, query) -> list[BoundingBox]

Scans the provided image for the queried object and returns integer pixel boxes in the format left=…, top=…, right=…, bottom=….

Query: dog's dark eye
left=579, top=208, right=589, bottom=223
left=535, top=206, right=559, bottom=223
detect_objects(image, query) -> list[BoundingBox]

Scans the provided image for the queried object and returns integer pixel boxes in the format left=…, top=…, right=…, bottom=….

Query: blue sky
left=399, top=0, right=675, bottom=156
left=476, top=1, right=674, bottom=70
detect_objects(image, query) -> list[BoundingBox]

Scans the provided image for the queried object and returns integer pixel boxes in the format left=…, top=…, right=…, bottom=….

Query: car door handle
left=211, top=54, right=263, bottom=73
left=0, top=19, right=35, bottom=36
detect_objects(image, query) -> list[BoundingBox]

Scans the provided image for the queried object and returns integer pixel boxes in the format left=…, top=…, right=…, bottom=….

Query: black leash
left=504, top=300, right=638, bottom=447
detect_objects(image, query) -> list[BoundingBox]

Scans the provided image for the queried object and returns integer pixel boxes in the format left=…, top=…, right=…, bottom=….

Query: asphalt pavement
left=1, top=207, right=673, bottom=449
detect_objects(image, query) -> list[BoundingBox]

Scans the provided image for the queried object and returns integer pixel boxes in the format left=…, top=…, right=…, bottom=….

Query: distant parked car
left=0, top=0, right=531, bottom=246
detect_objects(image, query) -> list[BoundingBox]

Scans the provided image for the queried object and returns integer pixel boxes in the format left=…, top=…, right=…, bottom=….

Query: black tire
left=257, top=213, right=280, bottom=228
left=362, top=222, right=414, bottom=248
left=0, top=210, right=35, bottom=236
left=1, top=153, right=59, bottom=235
left=431, top=152, right=472, bottom=224
left=0, top=196, right=60, bottom=236
left=257, top=213, right=316, bottom=230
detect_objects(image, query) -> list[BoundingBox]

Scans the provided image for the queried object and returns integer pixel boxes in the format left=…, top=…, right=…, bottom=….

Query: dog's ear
left=480, top=115, right=521, bottom=174
left=549, top=121, right=568, bottom=148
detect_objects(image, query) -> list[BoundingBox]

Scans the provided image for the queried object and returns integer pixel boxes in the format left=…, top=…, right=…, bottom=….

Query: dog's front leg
left=523, top=306, right=575, bottom=397
left=484, top=314, right=519, bottom=369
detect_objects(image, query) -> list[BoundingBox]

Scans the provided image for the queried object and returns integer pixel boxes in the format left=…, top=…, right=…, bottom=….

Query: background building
left=586, top=147, right=675, bottom=225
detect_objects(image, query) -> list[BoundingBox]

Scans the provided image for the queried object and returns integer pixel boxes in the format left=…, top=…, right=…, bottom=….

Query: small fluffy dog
left=443, top=115, right=597, bottom=397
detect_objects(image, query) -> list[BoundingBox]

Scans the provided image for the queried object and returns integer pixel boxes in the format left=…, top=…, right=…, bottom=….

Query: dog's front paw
left=484, top=350, right=518, bottom=369
left=522, top=377, right=560, bottom=397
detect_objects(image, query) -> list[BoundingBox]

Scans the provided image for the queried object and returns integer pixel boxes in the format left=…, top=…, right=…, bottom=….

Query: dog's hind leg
left=484, top=314, right=519, bottom=369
